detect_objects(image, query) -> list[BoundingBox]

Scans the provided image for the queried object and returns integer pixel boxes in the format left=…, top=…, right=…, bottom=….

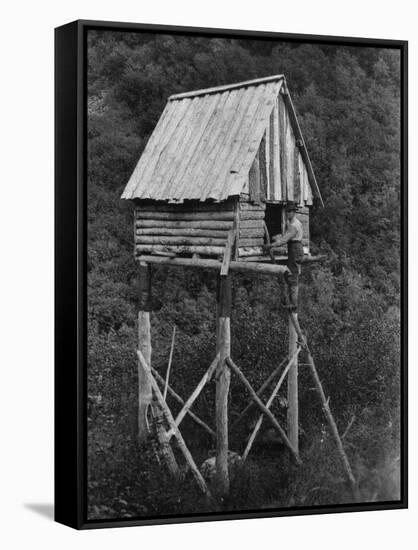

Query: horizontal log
left=238, top=246, right=264, bottom=257
left=135, top=236, right=227, bottom=246
left=240, top=211, right=265, bottom=220
left=136, top=219, right=234, bottom=230
left=238, top=238, right=265, bottom=247
left=271, top=245, right=287, bottom=255
left=135, top=245, right=225, bottom=256
left=135, top=211, right=235, bottom=221
left=135, top=202, right=234, bottom=213
left=239, top=228, right=265, bottom=239
left=137, top=255, right=290, bottom=275
left=239, top=219, right=265, bottom=229
left=241, top=255, right=287, bottom=262
left=136, top=227, right=229, bottom=238
left=239, top=202, right=266, bottom=211
left=240, top=253, right=325, bottom=264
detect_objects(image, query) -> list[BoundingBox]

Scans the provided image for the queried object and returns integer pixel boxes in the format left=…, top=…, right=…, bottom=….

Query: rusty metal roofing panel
left=121, top=75, right=322, bottom=204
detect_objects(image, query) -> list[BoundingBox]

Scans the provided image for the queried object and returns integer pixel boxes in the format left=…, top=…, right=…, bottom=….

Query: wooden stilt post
left=215, top=273, right=231, bottom=496
left=288, top=313, right=357, bottom=491
left=137, top=261, right=152, bottom=442
left=287, top=313, right=299, bottom=454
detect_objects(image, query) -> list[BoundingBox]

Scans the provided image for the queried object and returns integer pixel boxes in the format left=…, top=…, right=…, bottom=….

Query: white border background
left=0, top=1, right=415, bottom=547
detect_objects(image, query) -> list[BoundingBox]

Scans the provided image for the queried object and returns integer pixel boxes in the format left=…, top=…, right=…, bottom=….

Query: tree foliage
left=86, top=31, right=402, bottom=518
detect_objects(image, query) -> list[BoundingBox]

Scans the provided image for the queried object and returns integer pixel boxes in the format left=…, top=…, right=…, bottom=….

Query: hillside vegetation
left=86, top=31, right=402, bottom=520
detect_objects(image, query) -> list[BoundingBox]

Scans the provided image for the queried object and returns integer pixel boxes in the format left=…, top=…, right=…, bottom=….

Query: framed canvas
left=55, top=19, right=408, bottom=529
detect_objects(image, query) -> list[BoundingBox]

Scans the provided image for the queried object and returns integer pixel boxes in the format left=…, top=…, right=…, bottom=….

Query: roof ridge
left=168, top=74, right=285, bottom=101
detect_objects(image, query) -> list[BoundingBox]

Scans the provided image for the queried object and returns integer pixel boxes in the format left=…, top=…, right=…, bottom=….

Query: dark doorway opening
left=265, top=203, right=284, bottom=241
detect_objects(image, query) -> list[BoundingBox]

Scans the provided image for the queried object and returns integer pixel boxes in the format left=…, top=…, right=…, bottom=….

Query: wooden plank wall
left=134, top=200, right=235, bottom=258
left=247, top=94, right=313, bottom=207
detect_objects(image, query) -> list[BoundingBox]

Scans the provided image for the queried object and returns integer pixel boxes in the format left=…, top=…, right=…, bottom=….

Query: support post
left=288, top=313, right=357, bottom=491
left=137, top=261, right=152, bottom=442
left=215, top=273, right=232, bottom=496
left=287, top=313, right=299, bottom=454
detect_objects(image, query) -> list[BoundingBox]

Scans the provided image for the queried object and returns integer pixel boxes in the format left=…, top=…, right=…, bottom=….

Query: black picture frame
left=55, top=19, right=408, bottom=530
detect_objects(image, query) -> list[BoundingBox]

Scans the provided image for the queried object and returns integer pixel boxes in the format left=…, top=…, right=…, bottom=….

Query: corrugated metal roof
left=122, top=75, right=322, bottom=204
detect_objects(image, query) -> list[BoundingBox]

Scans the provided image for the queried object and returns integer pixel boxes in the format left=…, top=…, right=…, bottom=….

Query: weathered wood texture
left=215, top=275, right=232, bottom=496
left=153, top=403, right=181, bottom=478
left=287, top=313, right=299, bottom=454
left=297, top=206, right=310, bottom=250
left=175, top=355, right=219, bottom=428
left=242, top=347, right=301, bottom=462
left=137, top=255, right=289, bottom=275
left=220, top=229, right=236, bottom=276
left=135, top=200, right=236, bottom=258
left=137, top=263, right=152, bottom=442
left=288, top=314, right=356, bottom=489
left=237, top=201, right=266, bottom=254
left=151, top=366, right=215, bottom=438
left=232, top=353, right=290, bottom=430
left=137, top=350, right=211, bottom=496
left=244, top=94, right=313, bottom=206
left=226, top=357, right=301, bottom=464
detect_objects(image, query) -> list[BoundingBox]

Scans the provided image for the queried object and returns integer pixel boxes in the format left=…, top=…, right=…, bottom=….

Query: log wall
left=237, top=199, right=266, bottom=259
left=134, top=200, right=236, bottom=258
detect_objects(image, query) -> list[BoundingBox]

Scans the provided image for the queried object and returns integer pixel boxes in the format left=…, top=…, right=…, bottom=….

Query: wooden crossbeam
left=226, top=357, right=301, bottom=464
left=151, top=366, right=215, bottom=438
left=175, top=354, right=219, bottom=428
left=241, top=347, right=301, bottom=462
left=138, top=255, right=290, bottom=276
left=232, top=354, right=290, bottom=430
left=137, top=350, right=211, bottom=496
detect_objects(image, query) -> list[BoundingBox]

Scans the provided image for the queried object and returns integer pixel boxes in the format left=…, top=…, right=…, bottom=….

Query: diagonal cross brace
left=232, top=353, right=290, bottom=430
left=174, top=354, right=220, bottom=428
left=242, top=346, right=301, bottom=463
left=137, top=349, right=211, bottom=496
left=151, top=366, right=215, bottom=438
left=226, top=357, right=301, bottom=465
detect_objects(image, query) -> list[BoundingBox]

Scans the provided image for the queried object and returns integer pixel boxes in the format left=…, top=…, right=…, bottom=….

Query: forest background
left=86, top=30, right=402, bottom=520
